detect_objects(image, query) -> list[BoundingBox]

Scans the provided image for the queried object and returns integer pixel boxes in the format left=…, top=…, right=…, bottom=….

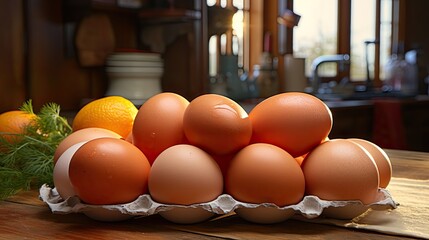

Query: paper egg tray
left=39, top=184, right=398, bottom=224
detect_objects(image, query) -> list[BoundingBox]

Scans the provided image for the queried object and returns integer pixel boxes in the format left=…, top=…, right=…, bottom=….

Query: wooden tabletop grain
left=1, top=149, right=428, bottom=240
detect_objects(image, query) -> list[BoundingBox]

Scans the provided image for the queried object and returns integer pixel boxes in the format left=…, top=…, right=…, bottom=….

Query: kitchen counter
left=1, top=149, right=428, bottom=239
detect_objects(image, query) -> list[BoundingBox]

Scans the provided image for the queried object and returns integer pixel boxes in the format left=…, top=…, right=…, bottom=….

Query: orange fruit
left=72, top=96, right=138, bottom=138
left=249, top=92, right=333, bottom=157
left=0, top=110, right=37, bottom=144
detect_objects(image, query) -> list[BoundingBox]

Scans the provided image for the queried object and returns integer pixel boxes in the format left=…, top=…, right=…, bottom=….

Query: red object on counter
left=372, top=99, right=407, bottom=150
left=263, top=32, right=272, bottom=53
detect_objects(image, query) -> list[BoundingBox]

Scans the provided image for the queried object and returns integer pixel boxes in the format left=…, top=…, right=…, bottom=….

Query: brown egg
left=249, top=92, right=333, bottom=157
left=183, top=94, right=252, bottom=155
left=53, top=142, right=87, bottom=200
left=301, top=139, right=380, bottom=204
left=348, top=138, right=392, bottom=188
left=148, top=144, right=223, bottom=205
left=211, top=153, right=235, bottom=180
left=133, top=92, right=189, bottom=164
left=69, top=138, right=151, bottom=205
left=225, top=143, right=305, bottom=207
left=53, top=127, right=122, bottom=165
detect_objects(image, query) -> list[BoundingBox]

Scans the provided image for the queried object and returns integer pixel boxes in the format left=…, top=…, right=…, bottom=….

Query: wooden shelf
left=63, top=0, right=139, bottom=22
left=64, top=0, right=201, bottom=24
left=138, top=8, right=201, bottom=24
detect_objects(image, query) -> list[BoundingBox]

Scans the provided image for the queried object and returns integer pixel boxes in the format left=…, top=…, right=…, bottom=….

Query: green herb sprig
left=0, top=100, right=72, bottom=200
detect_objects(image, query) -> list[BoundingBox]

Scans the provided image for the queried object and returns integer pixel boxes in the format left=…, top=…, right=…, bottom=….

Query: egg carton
left=39, top=184, right=398, bottom=224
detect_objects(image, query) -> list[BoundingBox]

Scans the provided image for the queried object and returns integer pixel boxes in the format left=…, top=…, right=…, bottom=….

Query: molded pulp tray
left=39, top=184, right=398, bottom=224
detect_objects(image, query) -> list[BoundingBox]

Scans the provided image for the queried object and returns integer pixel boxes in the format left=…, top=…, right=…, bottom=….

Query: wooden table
left=1, top=149, right=428, bottom=240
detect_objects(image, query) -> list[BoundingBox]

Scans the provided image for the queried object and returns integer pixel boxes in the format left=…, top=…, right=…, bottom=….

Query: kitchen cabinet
left=63, top=0, right=209, bottom=102
left=401, top=98, right=429, bottom=151
left=0, top=0, right=209, bottom=112
left=1, top=0, right=108, bottom=112
left=327, top=101, right=374, bottom=141
left=242, top=97, right=429, bottom=152
left=327, top=97, right=429, bottom=152
left=0, top=1, right=26, bottom=111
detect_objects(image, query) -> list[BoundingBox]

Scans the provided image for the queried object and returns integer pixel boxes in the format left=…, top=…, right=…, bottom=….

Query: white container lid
left=106, top=67, right=163, bottom=78
left=108, top=52, right=162, bottom=62
left=106, top=60, right=163, bottom=68
left=106, top=66, right=163, bottom=73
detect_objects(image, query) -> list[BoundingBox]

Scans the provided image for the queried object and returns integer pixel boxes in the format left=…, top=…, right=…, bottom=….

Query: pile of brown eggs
left=50, top=92, right=392, bottom=224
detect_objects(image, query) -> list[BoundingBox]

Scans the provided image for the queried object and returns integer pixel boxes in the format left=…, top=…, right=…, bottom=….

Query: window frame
left=279, top=0, right=397, bottom=87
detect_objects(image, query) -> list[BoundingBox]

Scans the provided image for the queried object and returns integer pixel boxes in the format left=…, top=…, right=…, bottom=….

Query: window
left=207, top=0, right=246, bottom=77
left=293, top=0, right=392, bottom=83
left=350, top=0, right=392, bottom=82
left=379, top=0, right=393, bottom=81
left=293, top=0, right=338, bottom=77
left=350, top=0, right=376, bottom=81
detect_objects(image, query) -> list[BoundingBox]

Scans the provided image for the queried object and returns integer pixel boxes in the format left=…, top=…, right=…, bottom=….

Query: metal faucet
left=310, top=54, right=350, bottom=93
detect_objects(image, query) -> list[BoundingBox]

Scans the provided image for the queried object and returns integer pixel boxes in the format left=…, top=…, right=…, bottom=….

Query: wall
left=0, top=1, right=26, bottom=111
left=0, top=1, right=102, bottom=112
left=403, top=0, right=429, bottom=54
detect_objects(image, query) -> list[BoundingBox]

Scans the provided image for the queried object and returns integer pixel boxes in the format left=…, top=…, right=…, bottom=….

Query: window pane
left=207, top=0, right=216, bottom=6
left=350, top=0, right=376, bottom=81
left=207, top=0, right=245, bottom=76
left=350, top=0, right=392, bottom=82
left=208, top=35, right=218, bottom=76
left=380, top=0, right=392, bottom=81
left=232, top=7, right=244, bottom=68
left=293, top=0, right=338, bottom=77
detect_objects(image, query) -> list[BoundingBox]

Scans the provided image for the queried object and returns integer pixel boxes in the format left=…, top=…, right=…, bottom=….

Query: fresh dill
left=0, top=100, right=72, bottom=200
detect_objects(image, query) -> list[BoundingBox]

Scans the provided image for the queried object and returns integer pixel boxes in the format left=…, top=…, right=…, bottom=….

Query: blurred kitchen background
left=1, top=0, right=428, bottom=151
